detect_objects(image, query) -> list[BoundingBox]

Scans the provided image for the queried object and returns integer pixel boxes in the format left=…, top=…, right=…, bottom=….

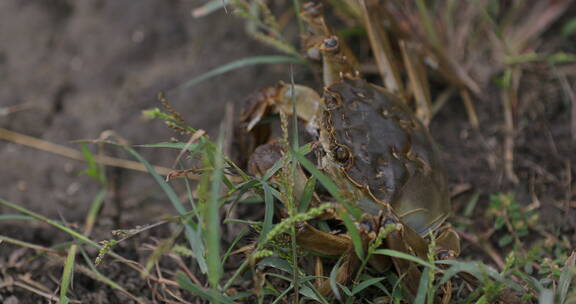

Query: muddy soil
left=0, top=1, right=290, bottom=302
left=1, top=0, right=575, bottom=303
left=0, top=0, right=294, bottom=221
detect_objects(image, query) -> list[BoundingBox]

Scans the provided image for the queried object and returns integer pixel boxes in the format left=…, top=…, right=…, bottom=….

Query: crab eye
left=333, top=146, right=349, bottom=163
left=436, top=250, right=454, bottom=260
left=323, top=36, right=339, bottom=51
left=324, top=92, right=339, bottom=109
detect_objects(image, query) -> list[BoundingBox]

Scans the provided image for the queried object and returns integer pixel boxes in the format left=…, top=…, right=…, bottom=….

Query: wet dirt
left=0, top=0, right=292, bottom=221
left=432, top=72, right=576, bottom=259
left=0, top=0, right=291, bottom=302
left=1, top=0, right=575, bottom=303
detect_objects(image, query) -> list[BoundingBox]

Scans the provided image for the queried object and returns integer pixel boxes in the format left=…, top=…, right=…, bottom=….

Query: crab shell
left=318, top=78, right=450, bottom=236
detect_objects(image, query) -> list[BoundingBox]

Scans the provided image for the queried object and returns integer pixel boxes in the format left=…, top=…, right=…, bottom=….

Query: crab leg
left=301, top=208, right=431, bottom=298
left=381, top=219, right=424, bottom=295
left=318, top=248, right=363, bottom=296
left=306, top=209, right=432, bottom=298
left=241, top=84, right=322, bottom=133
left=295, top=223, right=351, bottom=256
left=373, top=217, right=461, bottom=298
left=296, top=222, right=363, bottom=297
left=435, top=224, right=461, bottom=259
left=356, top=206, right=459, bottom=298
left=356, top=208, right=425, bottom=296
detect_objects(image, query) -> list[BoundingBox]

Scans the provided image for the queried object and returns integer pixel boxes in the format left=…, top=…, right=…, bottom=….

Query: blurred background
left=0, top=0, right=292, bottom=225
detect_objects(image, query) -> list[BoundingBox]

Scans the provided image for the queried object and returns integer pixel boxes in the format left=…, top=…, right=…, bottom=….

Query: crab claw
left=240, top=86, right=281, bottom=132
left=240, top=82, right=322, bottom=133
left=247, top=140, right=284, bottom=177
left=435, top=224, right=461, bottom=258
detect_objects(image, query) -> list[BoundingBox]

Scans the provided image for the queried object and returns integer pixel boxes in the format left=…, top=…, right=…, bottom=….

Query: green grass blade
left=266, top=273, right=297, bottom=283
left=291, top=149, right=341, bottom=199
left=192, top=0, right=229, bottom=18
left=206, top=126, right=226, bottom=291
left=297, top=142, right=313, bottom=155
left=415, top=0, right=440, bottom=48
left=177, top=56, right=305, bottom=91
left=184, top=226, right=208, bottom=274
left=222, top=228, right=247, bottom=266
left=463, top=191, right=480, bottom=217
left=292, top=0, right=304, bottom=33
left=339, top=210, right=364, bottom=259
left=222, top=259, right=250, bottom=291
left=290, top=148, right=361, bottom=218
left=299, top=285, right=330, bottom=304
left=84, top=189, right=106, bottom=236
left=224, top=218, right=261, bottom=226
left=112, top=143, right=186, bottom=213
left=558, top=251, right=576, bottom=304
left=258, top=257, right=294, bottom=275
left=176, top=272, right=235, bottom=304
left=261, top=157, right=284, bottom=181
left=0, top=198, right=99, bottom=249
left=298, top=176, right=316, bottom=213
left=373, top=249, right=437, bottom=270
left=414, top=268, right=429, bottom=304
left=338, top=282, right=353, bottom=297
left=137, top=142, right=201, bottom=152
left=272, top=286, right=293, bottom=304
left=360, top=274, right=392, bottom=298
left=258, top=181, right=275, bottom=246
left=351, top=277, right=386, bottom=295
left=298, top=277, right=330, bottom=304
left=0, top=200, right=138, bottom=267
left=563, top=18, right=576, bottom=37
left=59, top=244, right=77, bottom=304
left=437, top=260, right=521, bottom=290
left=228, top=292, right=253, bottom=301
left=0, top=235, right=59, bottom=254
left=79, top=143, right=106, bottom=185
left=0, top=214, right=35, bottom=221
left=229, top=180, right=260, bottom=197
left=182, top=166, right=200, bottom=218
left=102, top=141, right=208, bottom=273
left=329, top=256, right=344, bottom=300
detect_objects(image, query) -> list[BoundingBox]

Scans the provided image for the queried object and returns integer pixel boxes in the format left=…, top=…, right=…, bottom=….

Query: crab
left=239, top=2, right=461, bottom=298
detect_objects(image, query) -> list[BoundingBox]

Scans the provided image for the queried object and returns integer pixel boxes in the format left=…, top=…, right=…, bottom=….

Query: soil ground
left=0, top=1, right=575, bottom=303
left=0, top=1, right=289, bottom=302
